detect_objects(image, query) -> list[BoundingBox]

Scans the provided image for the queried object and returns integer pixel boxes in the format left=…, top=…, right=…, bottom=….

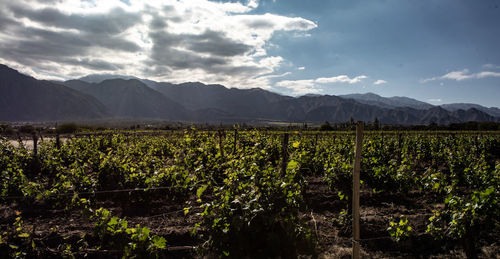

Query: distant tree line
left=0, top=120, right=499, bottom=136
left=318, top=120, right=500, bottom=131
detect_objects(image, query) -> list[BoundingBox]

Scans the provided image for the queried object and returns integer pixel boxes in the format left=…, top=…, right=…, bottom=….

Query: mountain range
left=1, top=64, right=498, bottom=125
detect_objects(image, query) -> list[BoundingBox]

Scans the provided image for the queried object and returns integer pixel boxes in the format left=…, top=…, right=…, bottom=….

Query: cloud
left=373, top=79, right=387, bottom=85
left=275, top=74, right=367, bottom=95
left=315, top=75, right=367, bottom=84
left=422, top=69, right=500, bottom=83
left=0, top=0, right=317, bottom=88
left=482, top=64, right=500, bottom=69
left=275, top=79, right=319, bottom=95
left=9, top=5, right=141, bottom=35
left=297, top=66, right=305, bottom=70
left=476, top=71, right=500, bottom=78
left=428, top=98, right=442, bottom=102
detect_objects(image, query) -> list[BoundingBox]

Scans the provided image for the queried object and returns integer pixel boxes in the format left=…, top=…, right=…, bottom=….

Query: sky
left=0, top=0, right=499, bottom=107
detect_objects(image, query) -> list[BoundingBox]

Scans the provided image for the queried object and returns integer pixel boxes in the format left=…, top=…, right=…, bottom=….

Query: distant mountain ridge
left=339, top=92, right=434, bottom=110
left=63, top=79, right=188, bottom=120
left=0, top=64, right=108, bottom=121
left=440, top=103, right=500, bottom=118
left=0, top=64, right=498, bottom=124
left=78, top=74, right=158, bottom=88
left=339, top=92, right=500, bottom=118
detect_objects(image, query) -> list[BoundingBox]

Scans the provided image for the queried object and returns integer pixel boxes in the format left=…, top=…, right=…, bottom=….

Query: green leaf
left=152, top=236, right=167, bottom=249
left=196, top=185, right=208, bottom=198
left=18, top=233, right=30, bottom=238
left=481, top=186, right=494, bottom=197
left=287, top=160, right=299, bottom=170
left=108, top=216, right=119, bottom=226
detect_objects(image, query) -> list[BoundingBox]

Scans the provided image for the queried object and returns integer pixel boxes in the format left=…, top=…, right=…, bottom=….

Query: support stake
left=32, top=133, right=38, bottom=157
left=352, top=121, right=363, bottom=259
left=233, top=128, right=238, bottom=155
left=280, top=132, right=289, bottom=176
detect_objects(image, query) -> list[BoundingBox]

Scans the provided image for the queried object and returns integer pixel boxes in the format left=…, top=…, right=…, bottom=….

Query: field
left=0, top=129, right=499, bottom=258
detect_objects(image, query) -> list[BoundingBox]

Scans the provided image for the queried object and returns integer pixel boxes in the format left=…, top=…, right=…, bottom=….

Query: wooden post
left=232, top=128, right=238, bottom=155
left=398, top=133, right=402, bottom=150
left=397, top=133, right=402, bottom=164
left=16, top=132, right=24, bottom=149
left=280, top=133, right=289, bottom=176
left=218, top=130, right=225, bottom=158
left=32, top=133, right=38, bottom=157
left=56, top=133, right=61, bottom=149
left=352, top=121, right=363, bottom=259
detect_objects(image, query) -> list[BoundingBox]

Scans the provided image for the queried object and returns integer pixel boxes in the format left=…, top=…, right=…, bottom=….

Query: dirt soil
left=1, top=177, right=499, bottom=258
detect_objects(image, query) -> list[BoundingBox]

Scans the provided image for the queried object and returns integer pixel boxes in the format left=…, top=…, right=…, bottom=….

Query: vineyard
left=0, top=129, right=499, bottom=258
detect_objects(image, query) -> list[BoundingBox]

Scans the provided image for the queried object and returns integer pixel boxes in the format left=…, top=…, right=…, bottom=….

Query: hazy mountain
left=450, top=108, right=497, bottom=122
left=0, top=64, right=107, bottom=121
left=441, top=103, right=500, bottom=118
left=1, top=64, right=498, bottom=124
left=339, top=93, right=434, bottom=110
left=285, top=96, right=497, bottom=124
left=418, top=106, right=460, bottom=125
left=78, top=74, right=158, bottom=88
left=153, top=82, right=292, bottom=118
left=78, top=74, right=139, bottom=84
left=63, top=79, right=188, bottom=120
left=270, top=95, right=426, bottom=124
left=153, top=82, right=498, bottom=124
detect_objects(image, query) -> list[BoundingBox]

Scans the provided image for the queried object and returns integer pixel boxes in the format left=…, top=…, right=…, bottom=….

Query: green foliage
left=387, top=217, right=412, bottom=242
left=0, top=130, right=498, bottom=257
left=56, top=123, right=79, bottom=134
left=18, top=125, right=35, bottom=134
left=319, top=121, right=333, bottom=131
left=332, top=208, right=351, bottom=235
left=92, top=208, right=167, bottom=258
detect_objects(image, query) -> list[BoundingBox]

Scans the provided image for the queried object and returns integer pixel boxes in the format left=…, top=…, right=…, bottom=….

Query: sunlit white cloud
left=373, top=79, right=387, bottom=85
left=275, top=79, right=319, bottom=95
left=482, top=64, right=500, bottom=69
left=428, top=98, right=442, bottom=103
left=276, top=74, right=367, bottom=95
left=315, top=75, right=367, bottom=84
left=421, top=69, right=500, bottom=83
left=0, top=0, right=317, bottom=89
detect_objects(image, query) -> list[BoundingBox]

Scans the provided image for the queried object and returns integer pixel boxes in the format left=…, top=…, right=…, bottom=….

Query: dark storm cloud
left=150, top=15, right=167, bottom=30
left=148, top=29, right=257, bottom=75
left=148, top=29, right=250, bottom=60
left=0, top=13, right=19, bottom=30
left=0, top=0, right=317, bottom=89
left=149, top=39, right=227, bottom=70
left=4, top=28, right=91, bottom=58
left=0, top=2, right=140, bottom=71
left=0, top=21, right=133, bottom=74
left=141, top=65, right=172, bottom=77
left=2, top=38, right=123, bottom=72
left=8, top=4, right=140, bottom=35
left=186, top=30, right=252, bottom=57
left=245, top=19, right=275, bottom=29
left=62, top=57, right=124, bottom=71
left=2, top=24, right=139, bottom=56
